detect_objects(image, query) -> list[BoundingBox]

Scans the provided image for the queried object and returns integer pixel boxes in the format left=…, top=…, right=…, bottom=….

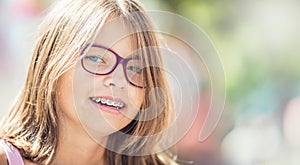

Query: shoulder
left=0, top=149, right=8, bottom=165
left=0, top=139, right=25, bottom=165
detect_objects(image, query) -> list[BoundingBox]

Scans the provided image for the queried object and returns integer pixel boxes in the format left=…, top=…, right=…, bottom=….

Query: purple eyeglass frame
left=80, top=44, right=145, bottom=88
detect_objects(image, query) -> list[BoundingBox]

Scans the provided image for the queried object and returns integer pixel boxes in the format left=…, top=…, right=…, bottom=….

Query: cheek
left=56, top=70, right=78, bottom=122
left=127, top=86, right=145, bottom=109
left=56, top=67, right=91, bottom=123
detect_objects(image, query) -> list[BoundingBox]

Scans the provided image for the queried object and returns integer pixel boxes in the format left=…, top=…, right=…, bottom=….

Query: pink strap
left=0, top=140, right=24, bottom=165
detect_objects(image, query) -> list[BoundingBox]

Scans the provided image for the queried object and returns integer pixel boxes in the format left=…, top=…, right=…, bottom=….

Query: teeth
left=117, top=103, right=124, bottom=108
left=90, top=97, right=124, bottom=109
left=113, top=102, right=118, bottom=106
left=100, top=98, right=106, bottom=104
left=107, top=100, right=113, bottom=106
left=95, top=98, right=101, bottom=103
left=91, top=97, right=101, bottom=103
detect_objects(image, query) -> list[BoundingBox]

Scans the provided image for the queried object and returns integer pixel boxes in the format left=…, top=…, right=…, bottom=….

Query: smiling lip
left=89, top=96, right=126, bottom=115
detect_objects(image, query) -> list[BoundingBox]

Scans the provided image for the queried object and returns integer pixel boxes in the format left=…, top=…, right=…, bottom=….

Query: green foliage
left=141, top=0, right=300, bottom=108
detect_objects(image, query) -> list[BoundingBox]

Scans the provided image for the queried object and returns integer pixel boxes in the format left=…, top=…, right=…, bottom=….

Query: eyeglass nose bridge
left=106, top=54, right=133, bottom=87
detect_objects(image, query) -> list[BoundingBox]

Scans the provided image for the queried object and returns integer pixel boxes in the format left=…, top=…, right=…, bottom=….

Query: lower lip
left=90, top=100, right=124, bottom=115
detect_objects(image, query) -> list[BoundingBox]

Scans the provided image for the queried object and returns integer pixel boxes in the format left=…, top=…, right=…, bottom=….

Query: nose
left=103, top=64, right=127, bottom=88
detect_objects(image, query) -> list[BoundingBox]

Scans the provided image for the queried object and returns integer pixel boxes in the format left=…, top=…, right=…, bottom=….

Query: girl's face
left=56, top=19, right=145, bottom=138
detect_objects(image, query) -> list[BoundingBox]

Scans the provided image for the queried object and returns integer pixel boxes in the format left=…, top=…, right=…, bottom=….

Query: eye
left=85, top=55, right=105, bottom=64
left=127, top=66, right=142, bottom=74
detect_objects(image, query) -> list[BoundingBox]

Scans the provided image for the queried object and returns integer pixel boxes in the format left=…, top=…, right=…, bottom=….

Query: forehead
left=93, top=18, right=138, bottom=56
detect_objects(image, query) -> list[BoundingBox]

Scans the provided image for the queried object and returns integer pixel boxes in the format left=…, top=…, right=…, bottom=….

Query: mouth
left=89, top=96, right=125, bottom=112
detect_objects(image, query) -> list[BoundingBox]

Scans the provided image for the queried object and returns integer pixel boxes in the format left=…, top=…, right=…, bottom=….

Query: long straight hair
left=0, top=0, right=174, bottom=164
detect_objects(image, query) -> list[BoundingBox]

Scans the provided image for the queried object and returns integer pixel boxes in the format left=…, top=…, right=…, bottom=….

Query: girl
left=0, top=0, right=175, bottom=164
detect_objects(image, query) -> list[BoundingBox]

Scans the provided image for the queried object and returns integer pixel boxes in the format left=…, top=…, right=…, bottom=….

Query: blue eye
left=127, top=66, right=142, bottom=73
left=85, top=55, right=105, bottom=63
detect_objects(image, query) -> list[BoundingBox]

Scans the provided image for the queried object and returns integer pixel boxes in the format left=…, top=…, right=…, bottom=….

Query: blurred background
left=0, top=0, right=299, bottom=164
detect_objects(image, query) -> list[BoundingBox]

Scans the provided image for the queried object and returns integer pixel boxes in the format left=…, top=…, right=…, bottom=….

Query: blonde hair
left=0, top=0, right=173, bottom=164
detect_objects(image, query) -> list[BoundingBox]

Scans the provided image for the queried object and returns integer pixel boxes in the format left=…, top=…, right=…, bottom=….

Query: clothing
left=0, top=139, right=24, bottom=165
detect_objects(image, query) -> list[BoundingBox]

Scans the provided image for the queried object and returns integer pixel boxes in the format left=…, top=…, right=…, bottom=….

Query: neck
left=51, top=117, right=106, bottom=165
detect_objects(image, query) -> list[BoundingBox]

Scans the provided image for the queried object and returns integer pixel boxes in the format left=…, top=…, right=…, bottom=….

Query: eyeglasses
left=80, top=44, right=146, bottom=88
